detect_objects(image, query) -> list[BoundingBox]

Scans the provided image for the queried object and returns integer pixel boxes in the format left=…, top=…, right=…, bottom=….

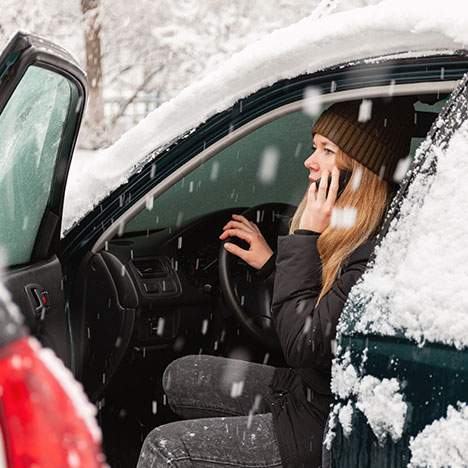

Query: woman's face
left=304, top=133, right=340, bottom=182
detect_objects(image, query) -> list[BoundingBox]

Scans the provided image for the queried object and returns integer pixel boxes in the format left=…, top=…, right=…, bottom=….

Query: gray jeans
left=137, top=354, right=284, bottom=467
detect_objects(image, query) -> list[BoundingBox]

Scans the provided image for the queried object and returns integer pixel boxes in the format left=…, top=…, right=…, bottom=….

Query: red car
left=0, top=279, right=105, bottom=466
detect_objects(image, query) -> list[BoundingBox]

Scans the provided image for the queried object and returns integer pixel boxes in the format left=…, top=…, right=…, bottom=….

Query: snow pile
left=328, top=350, right=407, bottom=445
left=337, top=401, right=354, bottom=437
left=330, top=350, right=359, bottom=399
left=355, top=375, right=407, bottom=442
left=63, top=0, right=468, bottom=233
left=408, top=402, right=468, bottom=468
left=350, top=119, right=468, bottom=349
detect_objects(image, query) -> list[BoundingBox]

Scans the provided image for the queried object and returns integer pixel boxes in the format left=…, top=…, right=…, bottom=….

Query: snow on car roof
left=63, top=0, right=468, bottom=234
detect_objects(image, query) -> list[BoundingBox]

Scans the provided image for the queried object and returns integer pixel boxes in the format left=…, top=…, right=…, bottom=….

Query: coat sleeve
left=254, top=230, right=319, bottom=281
left=255, top=252, right=277, bottom=281
left=271, top=233, right=373, bottom=370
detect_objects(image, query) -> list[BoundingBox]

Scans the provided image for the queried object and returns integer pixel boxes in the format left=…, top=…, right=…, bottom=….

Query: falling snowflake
left=303, top=86, right=322, bottom=117
left=358, top=99, right=372, bottom=122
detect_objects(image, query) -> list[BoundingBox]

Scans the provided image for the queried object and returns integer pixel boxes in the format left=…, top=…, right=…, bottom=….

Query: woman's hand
left=299, top=168, right=340, bottom=233
left=219, top=214, right=273, bottom=270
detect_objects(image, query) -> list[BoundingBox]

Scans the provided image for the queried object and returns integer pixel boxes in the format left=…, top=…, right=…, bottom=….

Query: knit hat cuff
left=312, top=110, right=403, bottom=181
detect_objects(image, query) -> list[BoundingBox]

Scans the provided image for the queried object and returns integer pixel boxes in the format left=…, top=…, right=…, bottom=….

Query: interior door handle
left=25, top=284, right=49, bottom=320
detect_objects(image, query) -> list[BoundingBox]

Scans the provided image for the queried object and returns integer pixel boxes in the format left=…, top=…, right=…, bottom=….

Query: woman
left=137, top=98, right=414, bottom=468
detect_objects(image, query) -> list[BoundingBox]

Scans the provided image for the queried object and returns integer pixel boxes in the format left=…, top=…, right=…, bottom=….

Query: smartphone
left=314, top=170, right=352, bottom=199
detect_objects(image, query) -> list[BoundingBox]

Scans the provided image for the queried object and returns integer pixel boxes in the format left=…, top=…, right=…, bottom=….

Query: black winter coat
left=256, top=230, right=376, bottom=467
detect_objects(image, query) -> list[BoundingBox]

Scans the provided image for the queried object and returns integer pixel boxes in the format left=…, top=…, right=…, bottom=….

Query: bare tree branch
left=109, top=64, right=164, bottom=127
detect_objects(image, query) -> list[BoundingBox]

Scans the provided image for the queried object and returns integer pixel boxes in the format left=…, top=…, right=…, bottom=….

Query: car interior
left=2, top=35, right=465, bottom=467
left=71, top=91, right=450, bottom=466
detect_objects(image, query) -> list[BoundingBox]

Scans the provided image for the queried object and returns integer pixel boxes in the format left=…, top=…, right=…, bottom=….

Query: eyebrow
left=313, top=137, right=337, bottom=150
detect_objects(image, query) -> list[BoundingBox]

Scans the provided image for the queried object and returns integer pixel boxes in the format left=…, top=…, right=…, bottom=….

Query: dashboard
left=80, top=204, right=292, bottom=398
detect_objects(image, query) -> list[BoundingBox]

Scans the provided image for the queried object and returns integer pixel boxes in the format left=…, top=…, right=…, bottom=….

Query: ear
left=336, top=149, right=353, bottom=169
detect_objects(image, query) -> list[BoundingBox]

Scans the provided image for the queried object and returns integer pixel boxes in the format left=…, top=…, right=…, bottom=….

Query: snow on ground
left=349, top=119, right=468, bottom=349
left=408, top=403, right=468, bottom=468
left=63, top=0, right=468, bottom=234
left=328, top=349, right=407, bottom=445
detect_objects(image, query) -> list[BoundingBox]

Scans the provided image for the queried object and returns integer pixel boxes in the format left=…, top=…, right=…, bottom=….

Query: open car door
left=0, top=32, right=87, bottom=369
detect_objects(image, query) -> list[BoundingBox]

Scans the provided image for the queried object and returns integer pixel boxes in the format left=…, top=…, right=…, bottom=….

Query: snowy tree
left=81, top=0, right=105, bottom=148
left=95, top=0, right=322, bottom=145
left=0, top=0, right=383, bottom=149
left=0, top=0, right=82, bottom=59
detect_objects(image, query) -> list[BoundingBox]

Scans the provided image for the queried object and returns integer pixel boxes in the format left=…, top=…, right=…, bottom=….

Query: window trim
left=91, top=80, right=458, bottom=253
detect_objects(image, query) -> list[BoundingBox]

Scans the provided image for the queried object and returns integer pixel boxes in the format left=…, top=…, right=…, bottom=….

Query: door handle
left=25, top=284, right=49, bottom=320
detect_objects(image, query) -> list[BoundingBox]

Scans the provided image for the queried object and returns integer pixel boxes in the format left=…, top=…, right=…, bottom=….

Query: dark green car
left=2, top=12, right=468, bottom=466
left=329, top=77, right=468, bottom=466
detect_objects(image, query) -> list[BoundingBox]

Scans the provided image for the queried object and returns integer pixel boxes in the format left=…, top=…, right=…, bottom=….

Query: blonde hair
left=289, top=150, right=391, bottom=303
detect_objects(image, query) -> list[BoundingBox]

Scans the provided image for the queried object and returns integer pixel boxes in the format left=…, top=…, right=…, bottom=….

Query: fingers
left=221, top=226, right=251, bottom=262
left=249, top=221, right=261, bottom=234
left=219, top=228, right=253, bottom=243
left=232, top=214, right=261, bottom=233
left=316, top=170, right=329, bottom=203
left=221, top=214, right=261, bottom=235
left=219, top=221, right=253, bottom=240
left=222, top=220, right=255, bottom=233
left=301, top=168, right=340, bottom=232
left=325, top=168, right=340, bottom=208
left=308, top=178, right=317, bottom=199
left=223, top=241, right=248, bottom=261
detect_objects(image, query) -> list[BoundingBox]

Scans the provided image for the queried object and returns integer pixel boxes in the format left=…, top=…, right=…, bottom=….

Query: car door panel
left=331, top=73, right=468, bottom=466
left=0, top=32, right=87, bottom=371
left=4, top=256, right=69, bottom=364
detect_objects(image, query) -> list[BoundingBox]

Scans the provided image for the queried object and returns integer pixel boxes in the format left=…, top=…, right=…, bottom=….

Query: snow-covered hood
left=63, top=0, right=468, bottom=234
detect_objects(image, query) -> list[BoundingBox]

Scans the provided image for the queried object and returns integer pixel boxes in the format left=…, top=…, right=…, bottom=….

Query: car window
left=339, top=90, right=468, bottom=349
left=124, top=110, right=314, bottom=233
left=123, top=95, right=445, bottom=235
left=0, top=65, right=73, bottom=267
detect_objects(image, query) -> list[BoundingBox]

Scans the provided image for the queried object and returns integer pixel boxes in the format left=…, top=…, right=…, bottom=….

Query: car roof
left=63, top=0, right=468, bottom=234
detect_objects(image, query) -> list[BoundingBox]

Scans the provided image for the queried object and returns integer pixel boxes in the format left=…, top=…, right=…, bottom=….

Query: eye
left=325, top=148, right=335, bottom=155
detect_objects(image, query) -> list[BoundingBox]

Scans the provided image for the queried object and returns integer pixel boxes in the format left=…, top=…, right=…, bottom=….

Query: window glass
left=124, top=111, right=315, bottom=233
left=0, top=65, right=72, bottom=266
left=125, top=95, right=448, bottom=236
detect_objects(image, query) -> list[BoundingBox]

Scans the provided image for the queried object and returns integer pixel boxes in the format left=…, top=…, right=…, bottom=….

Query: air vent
left=132, top=257, right=166, bottom=278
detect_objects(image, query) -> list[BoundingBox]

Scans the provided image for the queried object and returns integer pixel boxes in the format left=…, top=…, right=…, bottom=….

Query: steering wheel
left=218, top=202, right=297, bottom=350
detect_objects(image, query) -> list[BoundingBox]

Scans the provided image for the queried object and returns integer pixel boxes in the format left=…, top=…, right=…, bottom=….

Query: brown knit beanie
left=311, top=98, right=415, bottom=182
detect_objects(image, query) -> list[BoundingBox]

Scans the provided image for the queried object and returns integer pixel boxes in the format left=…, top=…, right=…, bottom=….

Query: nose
left=304, top=150, right=318, bottom=170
